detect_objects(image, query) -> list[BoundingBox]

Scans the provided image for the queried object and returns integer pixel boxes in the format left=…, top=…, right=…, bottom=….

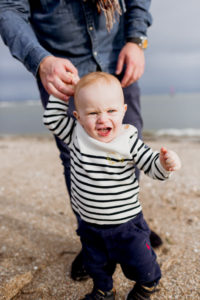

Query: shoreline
left=1, top=93, right=200, bottom=135
left=1, top=131, right=200, bottom=142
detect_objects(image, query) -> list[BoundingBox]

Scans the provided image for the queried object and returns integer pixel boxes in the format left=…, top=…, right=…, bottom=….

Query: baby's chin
left=86, top=132, right=114, bottom=143
left=94, top=131, right=119, bottom=143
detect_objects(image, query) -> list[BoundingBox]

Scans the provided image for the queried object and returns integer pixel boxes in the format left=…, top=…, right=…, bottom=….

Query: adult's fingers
left=120, top=60, right=144, bottom=88
left=47, top=82, right=73, bottom=102
left=63, top=59, right=79, bottom=76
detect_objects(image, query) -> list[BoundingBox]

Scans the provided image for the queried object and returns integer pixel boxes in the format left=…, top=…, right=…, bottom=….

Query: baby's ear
left=73, top=111, right=79, bottom=119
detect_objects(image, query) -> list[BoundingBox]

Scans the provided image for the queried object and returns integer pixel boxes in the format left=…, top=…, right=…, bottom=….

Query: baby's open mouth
left=97, top=127, right=112, bottom=136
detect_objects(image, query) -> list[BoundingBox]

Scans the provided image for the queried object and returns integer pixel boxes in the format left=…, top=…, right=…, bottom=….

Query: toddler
left=43, top=72, right=181, bottom=300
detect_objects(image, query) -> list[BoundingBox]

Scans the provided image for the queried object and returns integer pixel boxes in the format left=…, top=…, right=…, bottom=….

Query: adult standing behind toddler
left=0, top=0, right=161, bottom=281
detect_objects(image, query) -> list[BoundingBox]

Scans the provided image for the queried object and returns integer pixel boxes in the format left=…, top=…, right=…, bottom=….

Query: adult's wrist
left=126, top=36, right=148, bottom=50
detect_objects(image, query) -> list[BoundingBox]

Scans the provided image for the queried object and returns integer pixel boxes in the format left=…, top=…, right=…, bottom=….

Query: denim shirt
left=0, top=0, right=152, bottom=78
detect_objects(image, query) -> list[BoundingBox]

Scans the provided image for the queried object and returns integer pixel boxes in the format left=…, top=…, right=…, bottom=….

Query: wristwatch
left=127, top=36, right=148, bottom=50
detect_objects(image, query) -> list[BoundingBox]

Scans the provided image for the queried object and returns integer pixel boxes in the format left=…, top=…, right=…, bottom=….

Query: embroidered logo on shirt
left=107, top=152, right=124, bottom=164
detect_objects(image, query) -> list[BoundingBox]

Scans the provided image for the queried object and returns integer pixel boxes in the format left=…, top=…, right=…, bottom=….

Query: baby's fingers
left=167, top=151, right=181, bottom=171
left=160, top=146, right=167, bottom=156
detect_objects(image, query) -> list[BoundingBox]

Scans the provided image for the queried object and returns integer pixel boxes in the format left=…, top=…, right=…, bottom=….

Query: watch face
left=142, top=38, right=148, bottom=49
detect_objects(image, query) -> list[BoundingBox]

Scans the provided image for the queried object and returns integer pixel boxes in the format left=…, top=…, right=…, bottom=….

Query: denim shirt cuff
left=125, top=20, right=149, bottom=39
left=24, top=47, right=52, bottom=77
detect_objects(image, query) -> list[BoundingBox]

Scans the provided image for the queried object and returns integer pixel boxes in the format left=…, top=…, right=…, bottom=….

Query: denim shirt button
left=93, top=51, right=97, bottom=56
left=89, top=26, right=93, bottom=31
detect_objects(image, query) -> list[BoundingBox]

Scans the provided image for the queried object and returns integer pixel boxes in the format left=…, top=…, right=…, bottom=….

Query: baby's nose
left=97, top=112, right=107, bottom=122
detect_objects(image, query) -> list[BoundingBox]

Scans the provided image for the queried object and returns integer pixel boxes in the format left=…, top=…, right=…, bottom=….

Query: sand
left=0, top=134, right=199, bottom=300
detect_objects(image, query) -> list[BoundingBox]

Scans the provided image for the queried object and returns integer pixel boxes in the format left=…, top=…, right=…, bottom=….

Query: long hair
left=94, top=0, right=122, bottom=31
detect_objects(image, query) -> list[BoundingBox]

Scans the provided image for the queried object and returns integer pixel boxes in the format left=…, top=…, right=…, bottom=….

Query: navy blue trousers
left=38, top=79, right=143, bottom=194
left=76, top=213, right=161, bottom=291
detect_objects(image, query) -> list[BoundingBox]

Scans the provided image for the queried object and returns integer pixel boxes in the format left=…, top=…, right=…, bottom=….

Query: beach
left=0, top=134, right=199, bottom=300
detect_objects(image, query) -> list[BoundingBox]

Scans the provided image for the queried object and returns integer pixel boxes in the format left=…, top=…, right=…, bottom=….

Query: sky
left=141, top=0, right=200, bottom=94
left=0, top=0, right=200, bottom=101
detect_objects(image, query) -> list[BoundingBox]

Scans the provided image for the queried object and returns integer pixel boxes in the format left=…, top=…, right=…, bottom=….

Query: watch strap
left=127, top=36, right=148, bottom=49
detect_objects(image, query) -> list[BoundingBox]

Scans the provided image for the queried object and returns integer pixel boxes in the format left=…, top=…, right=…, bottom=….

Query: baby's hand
left=159, top=147, right=181, bottom=171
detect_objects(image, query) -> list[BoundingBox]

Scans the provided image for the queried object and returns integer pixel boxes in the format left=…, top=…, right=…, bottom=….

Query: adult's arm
left=0, top=1, right=78, bottom=100
left=124, top=0, right=152, bottom=39
left=0, top=1, right=50, bottom=76
left=116, top=0, right=152, bottom=87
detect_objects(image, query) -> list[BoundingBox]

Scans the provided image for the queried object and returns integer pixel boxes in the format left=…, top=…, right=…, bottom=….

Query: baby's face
left=73, top=81, right=127, bottom=143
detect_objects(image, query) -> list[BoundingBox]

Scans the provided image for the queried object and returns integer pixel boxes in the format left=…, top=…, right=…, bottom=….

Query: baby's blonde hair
left=74, top=72, right=123, bottom=107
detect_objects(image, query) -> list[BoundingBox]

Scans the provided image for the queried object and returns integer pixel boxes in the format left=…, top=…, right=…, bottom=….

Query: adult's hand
left=38, top=56, right=79, bottom=101
left=115, top=42, right=145, bottom=88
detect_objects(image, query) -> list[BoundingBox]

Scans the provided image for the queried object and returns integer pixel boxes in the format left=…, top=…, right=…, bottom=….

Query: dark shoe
left=149, top=230, right=163, bottom=248
left=70, top=250, right=90, bottom=281
left=81, top=288, right=116, bottom=300
left=126, top=283, right=156, bottom=300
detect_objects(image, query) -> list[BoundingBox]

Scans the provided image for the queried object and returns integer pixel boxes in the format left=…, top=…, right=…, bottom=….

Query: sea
left=0, top=93, right=200, bottom=136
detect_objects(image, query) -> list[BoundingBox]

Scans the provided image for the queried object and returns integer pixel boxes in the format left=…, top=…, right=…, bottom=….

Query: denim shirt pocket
left=40, top=0, right=72, bottom=15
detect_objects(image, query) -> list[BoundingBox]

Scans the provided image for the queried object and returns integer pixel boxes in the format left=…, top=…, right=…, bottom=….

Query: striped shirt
left=43, top=96, right=170, bottom=225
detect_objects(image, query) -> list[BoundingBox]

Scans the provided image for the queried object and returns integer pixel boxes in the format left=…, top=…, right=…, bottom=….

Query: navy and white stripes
left=43, top=96, right=170, bottom=225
